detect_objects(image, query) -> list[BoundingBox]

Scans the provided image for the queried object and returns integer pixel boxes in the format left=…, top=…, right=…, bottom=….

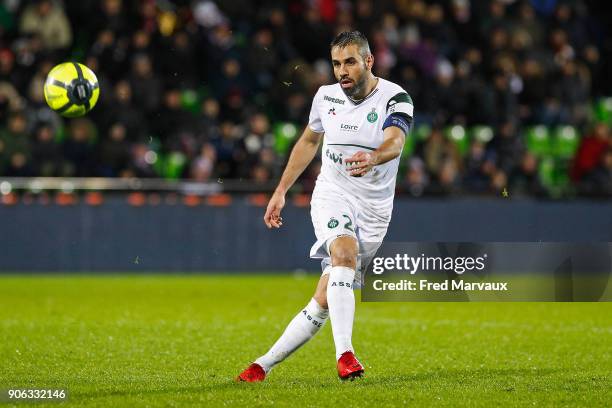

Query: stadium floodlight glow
left=281, top=123, right=298, bottom=139
left=534, top=125, right=547, bottom=139
left=144, top=150, right=158, bottom=165
left=450, top=125, right=465, bottom=140
left=560, top=126, right=576, bottom=140
left=0, top=181, right=12, bottom=195
left=60, top=181, right=75, bottom=193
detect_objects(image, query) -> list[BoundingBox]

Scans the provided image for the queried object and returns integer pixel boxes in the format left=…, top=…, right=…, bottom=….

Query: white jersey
left=308, top=77, right=413, bottom=215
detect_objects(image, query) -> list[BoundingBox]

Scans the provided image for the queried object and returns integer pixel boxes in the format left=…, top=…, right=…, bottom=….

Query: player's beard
left=339, top=68, right=368, bottom=100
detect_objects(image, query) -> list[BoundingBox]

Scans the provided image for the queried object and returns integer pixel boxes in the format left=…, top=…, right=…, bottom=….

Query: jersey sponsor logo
left=325, top=148, right=343, bottom=164
left=324, top=95, right=345, bottom=105
left=328, top=107, right=336, bottom=115
left=327, top=218, right=339, bottom=228
left=340, top=123, right=359, bottom=132
left=367, top=108, right=378, bottom=123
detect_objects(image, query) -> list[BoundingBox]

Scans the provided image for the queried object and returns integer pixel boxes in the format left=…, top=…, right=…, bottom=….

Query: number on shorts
left=342, top=214, right=354, bottom=232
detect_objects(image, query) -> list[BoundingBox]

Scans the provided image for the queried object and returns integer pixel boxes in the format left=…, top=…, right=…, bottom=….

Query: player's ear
left=365, top=53, right=374, bottom=71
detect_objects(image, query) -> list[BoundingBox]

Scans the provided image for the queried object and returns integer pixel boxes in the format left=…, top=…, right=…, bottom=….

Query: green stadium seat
left=538, top=156, right=556, bottom=195
left=413, top=123, right=431, bottom=142
left=471, top=125, right=494, bottom=143
left=444, top=125, right=469, bottom=155
left=552, top=125, right=579, bottom=159
left=273, top=122, right=299, bottom=156
left=593, top=97, right=612, bottom=124
left=180, top=89, right=200, bottom=114
left=553, top=159, right=572, bottom=193
left=537, top=156, right=574, bottom=198
left=163, top=151, right=187, bottom=180
left=54, top=124, right=66, bottom=143
left=525, top=125, right=551, bottom=157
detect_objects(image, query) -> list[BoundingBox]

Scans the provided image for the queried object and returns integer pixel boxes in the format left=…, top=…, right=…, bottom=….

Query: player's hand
left=345, top=151, right=378, bottom=177
left=263, top=191, right=285, bottom=229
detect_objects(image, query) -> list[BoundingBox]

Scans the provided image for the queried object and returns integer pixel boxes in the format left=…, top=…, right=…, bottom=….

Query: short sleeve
left=386, top=92, right=414, bottom=120
left=308, top=89, right=324, bottom=133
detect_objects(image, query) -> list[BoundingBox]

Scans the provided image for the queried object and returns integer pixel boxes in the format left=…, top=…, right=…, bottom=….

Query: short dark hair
left=330, top=31, right=371, bottom=59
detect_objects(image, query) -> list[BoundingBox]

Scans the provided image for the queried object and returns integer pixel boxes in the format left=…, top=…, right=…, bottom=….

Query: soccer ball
left=44, top=62, right=100, bottom=118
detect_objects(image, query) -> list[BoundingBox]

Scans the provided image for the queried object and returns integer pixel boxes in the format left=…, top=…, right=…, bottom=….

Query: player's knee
left=313, top=292, right=328, bottom=309
left=330, top=237, right=358, bottom=268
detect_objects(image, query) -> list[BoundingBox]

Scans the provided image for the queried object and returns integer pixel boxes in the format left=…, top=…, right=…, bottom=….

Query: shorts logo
left=327, top=218, right=339, bottom=228
left=367, top=108, right=378, bottom=123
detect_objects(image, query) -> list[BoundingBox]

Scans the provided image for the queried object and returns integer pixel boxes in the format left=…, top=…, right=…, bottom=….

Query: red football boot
left=337, top=351, right=364, bottom=380
left=236, top=363, right=266, bottom=382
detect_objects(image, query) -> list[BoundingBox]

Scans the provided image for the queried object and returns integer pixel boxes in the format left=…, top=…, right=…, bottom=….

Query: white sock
left=255, top=298, right=328, bottom=373
left=326, top=266, right=356, bottom=360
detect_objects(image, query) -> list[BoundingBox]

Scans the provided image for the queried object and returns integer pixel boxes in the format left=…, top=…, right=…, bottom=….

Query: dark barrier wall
left=0, top=198, right=610, bottom=271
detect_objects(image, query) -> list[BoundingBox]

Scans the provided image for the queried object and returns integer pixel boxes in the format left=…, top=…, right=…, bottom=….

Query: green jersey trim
left=327, top=143, right=377, bottom=151
left=386, top=92, right=414, bottom=117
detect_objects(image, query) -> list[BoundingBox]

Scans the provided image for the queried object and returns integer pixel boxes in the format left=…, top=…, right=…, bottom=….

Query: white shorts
left=309, top=187, right=391, bottom=288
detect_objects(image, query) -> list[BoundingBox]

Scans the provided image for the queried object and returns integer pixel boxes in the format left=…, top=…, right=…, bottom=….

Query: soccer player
left=237, top=31, right=413, bottom=381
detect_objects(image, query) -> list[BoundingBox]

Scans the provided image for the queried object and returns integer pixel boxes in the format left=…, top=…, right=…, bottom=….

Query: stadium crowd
left=0, top=0, right=611, bottom=197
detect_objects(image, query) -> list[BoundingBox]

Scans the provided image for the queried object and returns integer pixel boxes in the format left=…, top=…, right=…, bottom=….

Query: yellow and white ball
left=44, top=62, right=100, bottom=118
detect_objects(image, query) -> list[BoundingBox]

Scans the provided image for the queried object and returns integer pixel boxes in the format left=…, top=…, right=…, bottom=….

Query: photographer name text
left=372, top=279, right=508, bottom=291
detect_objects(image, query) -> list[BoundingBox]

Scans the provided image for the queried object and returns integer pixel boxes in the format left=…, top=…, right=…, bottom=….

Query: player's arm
left=346, top=91, right=413, bottom=176
left=263, top=126, right=323, bottom=228
left=346, top=127, right=405, bottom=176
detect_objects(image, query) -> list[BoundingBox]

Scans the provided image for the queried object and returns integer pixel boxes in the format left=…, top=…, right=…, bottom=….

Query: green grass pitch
left=0, top=275, right=610, bottom=407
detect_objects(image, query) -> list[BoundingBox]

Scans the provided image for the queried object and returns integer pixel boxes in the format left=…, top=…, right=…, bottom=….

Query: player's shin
left=326, top=266, right=356, bottom=360
left=255, top=298, right=328, bottom=373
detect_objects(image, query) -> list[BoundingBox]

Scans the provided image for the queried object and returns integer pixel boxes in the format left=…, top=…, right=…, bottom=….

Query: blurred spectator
left=25, top=59, right=61, bottom=131
left=509, top=152, right=545, bottom=196
left=190, top=143, right=216, bottom=181
left=19, top=0, right=72, bottom=53
left=93, top=0, right=129, bottom=38
left=210, top=121, right=244, bottom=179
left=463, top=140, right=496, bottom=192
left=31, top=123, right=61, bottom=176
left=0, top=48, right=27, bottom=93
left=240, top=113, right=274, bottom=177
left=491, top=121, right=523, bottom=174
left=97, top=80, right=146, bottom=141
left=129, top=142, right=158, bottom=178
left=161, top=30, right=198, bottom=89
left=97, top=122, right=131, bottom=177
left=129, top=53, right=162, bottom=115
left=0, top=112, right=31, bottom=176
left=572, top=123, right=611, bottom=181
left=580, top=148, right=612, bottom=197
left=62, top=118, right=96, bottom=176
left=153, top=88, right=196, bottom=147
left=402, top=157, right=429, bottom=197
left=435, top=158, right=462, bottom=195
